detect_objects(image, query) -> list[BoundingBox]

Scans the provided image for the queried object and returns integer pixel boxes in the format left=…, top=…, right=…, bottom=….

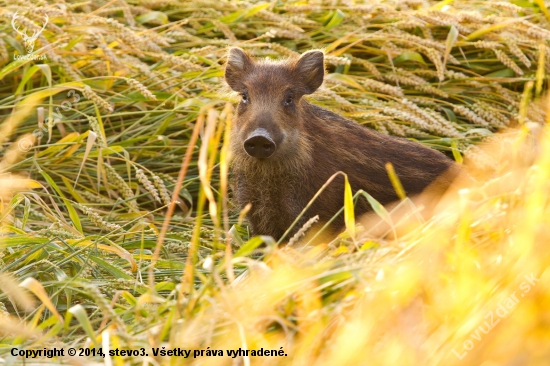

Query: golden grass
left=152, top=99, right=550, bottom=366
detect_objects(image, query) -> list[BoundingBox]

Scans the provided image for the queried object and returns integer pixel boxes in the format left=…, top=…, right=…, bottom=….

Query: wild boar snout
left=243, top=128, right=276, bottom=159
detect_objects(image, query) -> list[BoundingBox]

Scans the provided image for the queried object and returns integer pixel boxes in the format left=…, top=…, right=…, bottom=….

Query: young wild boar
left=225, top=48, right=458, bottom=241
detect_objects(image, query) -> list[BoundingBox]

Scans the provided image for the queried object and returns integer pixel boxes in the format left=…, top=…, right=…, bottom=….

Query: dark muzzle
left=244, top=129, right=276, bottom=159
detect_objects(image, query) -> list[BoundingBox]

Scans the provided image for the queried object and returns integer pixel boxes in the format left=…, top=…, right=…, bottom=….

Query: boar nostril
left=244, top=135, right=276, bottom=159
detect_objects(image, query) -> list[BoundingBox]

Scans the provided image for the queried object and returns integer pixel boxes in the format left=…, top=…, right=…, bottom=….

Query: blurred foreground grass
left=0, top=0, right=550, bottom=365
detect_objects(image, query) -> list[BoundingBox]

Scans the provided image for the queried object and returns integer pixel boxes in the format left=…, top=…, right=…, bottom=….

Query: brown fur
left=225, top=48, right=459, bottom=240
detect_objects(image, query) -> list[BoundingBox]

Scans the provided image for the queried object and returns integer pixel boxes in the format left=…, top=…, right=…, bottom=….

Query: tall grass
left=0, top=0, right=549, bottom=364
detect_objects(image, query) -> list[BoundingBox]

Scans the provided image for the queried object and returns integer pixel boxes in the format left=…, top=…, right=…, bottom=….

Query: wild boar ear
left=225, top=48, right=254, bottom=91
left=294, top=50, right=325, bottom=94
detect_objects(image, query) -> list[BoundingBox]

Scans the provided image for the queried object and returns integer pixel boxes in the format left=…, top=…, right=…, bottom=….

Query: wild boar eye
left=241, top=92, right=249, bottom=104
left=283, top=93, right=293, bottom=106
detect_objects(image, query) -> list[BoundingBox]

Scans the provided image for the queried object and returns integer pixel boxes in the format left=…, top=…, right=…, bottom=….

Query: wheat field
left=0, top=0, right=549, bottom=365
